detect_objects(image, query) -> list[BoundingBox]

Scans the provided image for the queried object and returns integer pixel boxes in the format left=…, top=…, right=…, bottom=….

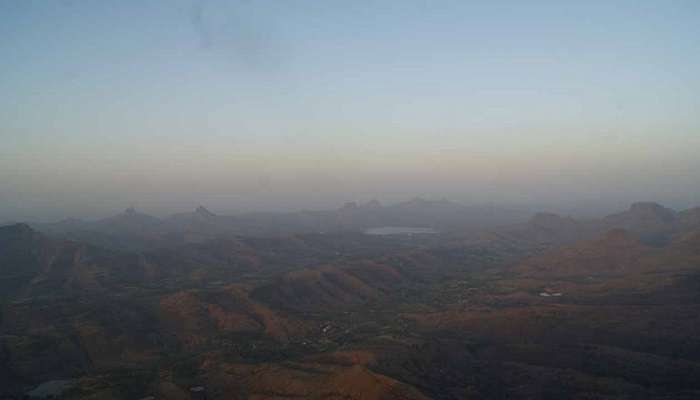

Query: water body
left=26, top=380, right=75, bottom=398
left=365, top=226, right=438, bottom=235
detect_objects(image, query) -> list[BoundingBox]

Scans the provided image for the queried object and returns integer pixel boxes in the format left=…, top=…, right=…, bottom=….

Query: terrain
left=2, top=201, right=700, bottom=399
left=29, top=199, right=527, bottom=251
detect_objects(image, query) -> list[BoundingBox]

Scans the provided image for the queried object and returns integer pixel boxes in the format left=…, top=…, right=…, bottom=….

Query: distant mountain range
left=3, top=201, right=700, bottom=399
left=3, top=199, right=697, bottom=255
left=26, top=199, right=530, bottom=251
left=5, top=201, right=698, bottom=308
left=519, top=201, right=700, bottom=246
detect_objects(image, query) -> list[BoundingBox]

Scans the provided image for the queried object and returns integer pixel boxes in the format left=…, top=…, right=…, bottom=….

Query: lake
left=364, top=226, right=438, bottom=236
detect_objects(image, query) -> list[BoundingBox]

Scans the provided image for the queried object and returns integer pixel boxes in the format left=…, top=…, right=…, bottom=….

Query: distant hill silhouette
left=29, top=199, right=530, bottom=250
left=4, top=202, right=700, bottom=399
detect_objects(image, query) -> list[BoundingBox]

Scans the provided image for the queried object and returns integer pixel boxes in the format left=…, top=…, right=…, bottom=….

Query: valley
left=2, top=202, right=700, bottom=399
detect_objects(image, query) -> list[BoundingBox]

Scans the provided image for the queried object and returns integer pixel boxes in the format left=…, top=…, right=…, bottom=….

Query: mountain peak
left=0, top=222, right=34, bottom=235
left=0, top=223, right=40, bottom=246
left=627, top=202, right=676, bottom=221
left=121, top=208, right=140, bottom=218
left=362, top=199, right=383, bottom=209
left=341, top=201, right=359, bottom=210
left=340, top=200, right=383, bottom=211
left=106, top=207, right=161, bottom=225
left=630, top=202, right=665, bottom=212
left=196, top=206, right=216, bottom=217
left=395, top=197, right=432, bottom=209
left=529, top=212, right=565, bottom=224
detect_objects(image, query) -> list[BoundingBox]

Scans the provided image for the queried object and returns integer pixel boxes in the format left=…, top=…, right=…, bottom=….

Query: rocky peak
left=341, top=202, right=359, bottom=210
left=362, top=199, right=383, bottom=209
left=0, top=222, right=35, bottom=237
left=196, top=206, right=216, bottom=218
left=627, top=202, right=676, bottom=222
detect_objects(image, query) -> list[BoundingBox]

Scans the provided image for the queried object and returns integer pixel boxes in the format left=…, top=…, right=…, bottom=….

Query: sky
left=1, top=0, right=699, bottom=220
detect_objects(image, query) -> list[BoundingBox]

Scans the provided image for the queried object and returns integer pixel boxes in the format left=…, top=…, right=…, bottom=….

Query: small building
left=539, top=291, right=563, bottom=297
left=190, top=386, right=207, bottom=400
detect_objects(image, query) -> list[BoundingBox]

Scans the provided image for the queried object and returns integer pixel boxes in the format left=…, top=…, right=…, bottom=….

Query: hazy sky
left=1, top=0, right=699, bottom=220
